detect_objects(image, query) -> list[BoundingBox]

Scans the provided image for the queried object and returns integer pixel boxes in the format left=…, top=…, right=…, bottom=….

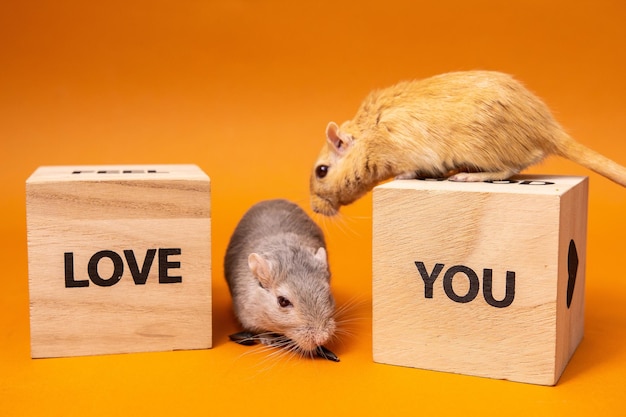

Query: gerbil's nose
left=314, top=319, right=336, bottom=346
left=314, top=333, right=329, bottom=347
left=292, top=318, right=337, bottom=352
left=310, top=195, right=338, bottom=217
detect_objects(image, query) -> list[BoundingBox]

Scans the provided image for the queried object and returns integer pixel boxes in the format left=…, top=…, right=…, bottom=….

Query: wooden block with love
left=26, top=165, right=212, bottom=358
left=372, top=175, right=587, bottom=385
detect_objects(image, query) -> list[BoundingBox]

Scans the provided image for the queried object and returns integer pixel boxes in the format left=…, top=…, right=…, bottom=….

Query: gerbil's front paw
left=395, top=171, right=419, bottom=180
left=448, top=172, right=481, bottom=182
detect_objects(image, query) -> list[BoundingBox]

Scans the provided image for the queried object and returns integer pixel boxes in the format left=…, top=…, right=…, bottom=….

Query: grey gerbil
left=310, top=70, right=626, bottom=215
left=224, top=199, right=338, bottom=360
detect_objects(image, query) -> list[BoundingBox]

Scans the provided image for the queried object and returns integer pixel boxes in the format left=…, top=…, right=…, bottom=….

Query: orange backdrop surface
left=2, top=0, right=626, bottom=415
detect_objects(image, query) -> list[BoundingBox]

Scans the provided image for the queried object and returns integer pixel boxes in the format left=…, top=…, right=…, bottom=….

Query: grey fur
left=224, top=199, right=336, bottom=353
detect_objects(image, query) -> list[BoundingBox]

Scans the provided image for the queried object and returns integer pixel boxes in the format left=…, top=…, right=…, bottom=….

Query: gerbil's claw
left=316, top=345, right=340, bottom=362
left=229, top=331, right=258, bottom=346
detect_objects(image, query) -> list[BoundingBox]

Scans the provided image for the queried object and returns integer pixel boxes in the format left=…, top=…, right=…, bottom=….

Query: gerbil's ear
left=326, top=122, right=353, bottom=156
left=314, top=247, right=328, bottom=265
left=248, top=253, right=273, bottom=289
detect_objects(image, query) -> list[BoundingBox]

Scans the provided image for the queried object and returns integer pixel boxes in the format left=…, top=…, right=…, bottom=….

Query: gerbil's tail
left=555, top=134, right=626, bottom=187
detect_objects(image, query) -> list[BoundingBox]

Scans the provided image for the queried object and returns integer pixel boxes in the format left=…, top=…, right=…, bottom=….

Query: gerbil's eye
left=315, top=165, right=329, bottom=179
left=277, top=296, right=292, bottom=308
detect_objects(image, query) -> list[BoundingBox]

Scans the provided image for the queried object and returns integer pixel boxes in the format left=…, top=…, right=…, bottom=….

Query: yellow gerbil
left=310, top=71, right=626, bottom=216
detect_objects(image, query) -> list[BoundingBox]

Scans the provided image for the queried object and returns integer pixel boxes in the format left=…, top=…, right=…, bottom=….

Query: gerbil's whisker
left=232, top=336, right=300, bottom=373
left=231, top=331, right=335, bottom=370
left=292, top=194, right=313, bottom=209
left=335, top=213, right=360, bottom=238
left=331, top=295, right=369, bottom=345
left=314, top=211, right=361, bottom=239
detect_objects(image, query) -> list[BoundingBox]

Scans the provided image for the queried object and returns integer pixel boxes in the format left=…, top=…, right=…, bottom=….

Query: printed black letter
left=88, top=250, right=124, bottom=287
left=482, top=269, right=515, bottom=308
left=159, top=248, right=182, bottom=284
left=414, top=261, right=444, bottom=298
left=64, top=252, right=89, bottom=288
left=124, top=249, right=157, bottom=285
left=443, top=265, right=479, bottom=303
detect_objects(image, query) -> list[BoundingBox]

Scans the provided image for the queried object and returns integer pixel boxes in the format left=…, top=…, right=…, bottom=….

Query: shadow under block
left=26, top=165, right=212, bottom=358
left=372, top=175, right=588, bottom=385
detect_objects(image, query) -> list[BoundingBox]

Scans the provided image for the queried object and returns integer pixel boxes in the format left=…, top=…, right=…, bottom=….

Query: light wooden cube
left=26, top=165, right=212, bottom=358
left=373, top=175, right=587, bottom=385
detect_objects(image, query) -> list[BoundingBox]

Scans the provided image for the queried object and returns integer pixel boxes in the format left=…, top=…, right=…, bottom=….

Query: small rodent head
left=310, top=121, right=366, bottom=216
left=248, top=246, right=336, bottom=353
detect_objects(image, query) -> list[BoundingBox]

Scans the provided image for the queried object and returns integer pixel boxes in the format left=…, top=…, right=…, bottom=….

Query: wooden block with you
left=26, top=165, right=212, bottom=358
left=372, top=175, right=587, bottom=385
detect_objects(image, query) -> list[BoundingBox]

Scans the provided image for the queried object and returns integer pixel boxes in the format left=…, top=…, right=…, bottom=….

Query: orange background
left=2, top=0, right=626, bottom=415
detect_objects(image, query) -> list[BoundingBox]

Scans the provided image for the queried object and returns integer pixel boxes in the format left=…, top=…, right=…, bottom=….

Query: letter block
left=372, top=175, right=588, bottom=385
left=26, top=165, right=212, bottom=358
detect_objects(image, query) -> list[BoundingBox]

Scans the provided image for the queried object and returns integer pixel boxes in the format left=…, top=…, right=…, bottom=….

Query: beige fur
left=310, top=71, right=626, bottom=215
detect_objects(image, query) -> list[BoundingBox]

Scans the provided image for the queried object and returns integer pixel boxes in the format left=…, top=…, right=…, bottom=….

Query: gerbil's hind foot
left=448, top=169, right=519, bottom=183
left=316, top=345, right=340, bottom=362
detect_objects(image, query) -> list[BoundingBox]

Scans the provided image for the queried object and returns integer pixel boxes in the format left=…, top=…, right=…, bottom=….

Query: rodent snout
left=310, top=194, right=339, bottom=216
left=291, top=318, right=336, bottom=352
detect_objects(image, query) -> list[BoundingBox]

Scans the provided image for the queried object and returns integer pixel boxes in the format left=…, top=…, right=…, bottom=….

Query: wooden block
left=372, top=175, right=587, bottom=385
left=26, top=165, right=212, bottom=358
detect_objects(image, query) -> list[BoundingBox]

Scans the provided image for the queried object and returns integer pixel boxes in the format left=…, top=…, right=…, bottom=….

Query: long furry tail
left=555, top=134, right=626, bottom=187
